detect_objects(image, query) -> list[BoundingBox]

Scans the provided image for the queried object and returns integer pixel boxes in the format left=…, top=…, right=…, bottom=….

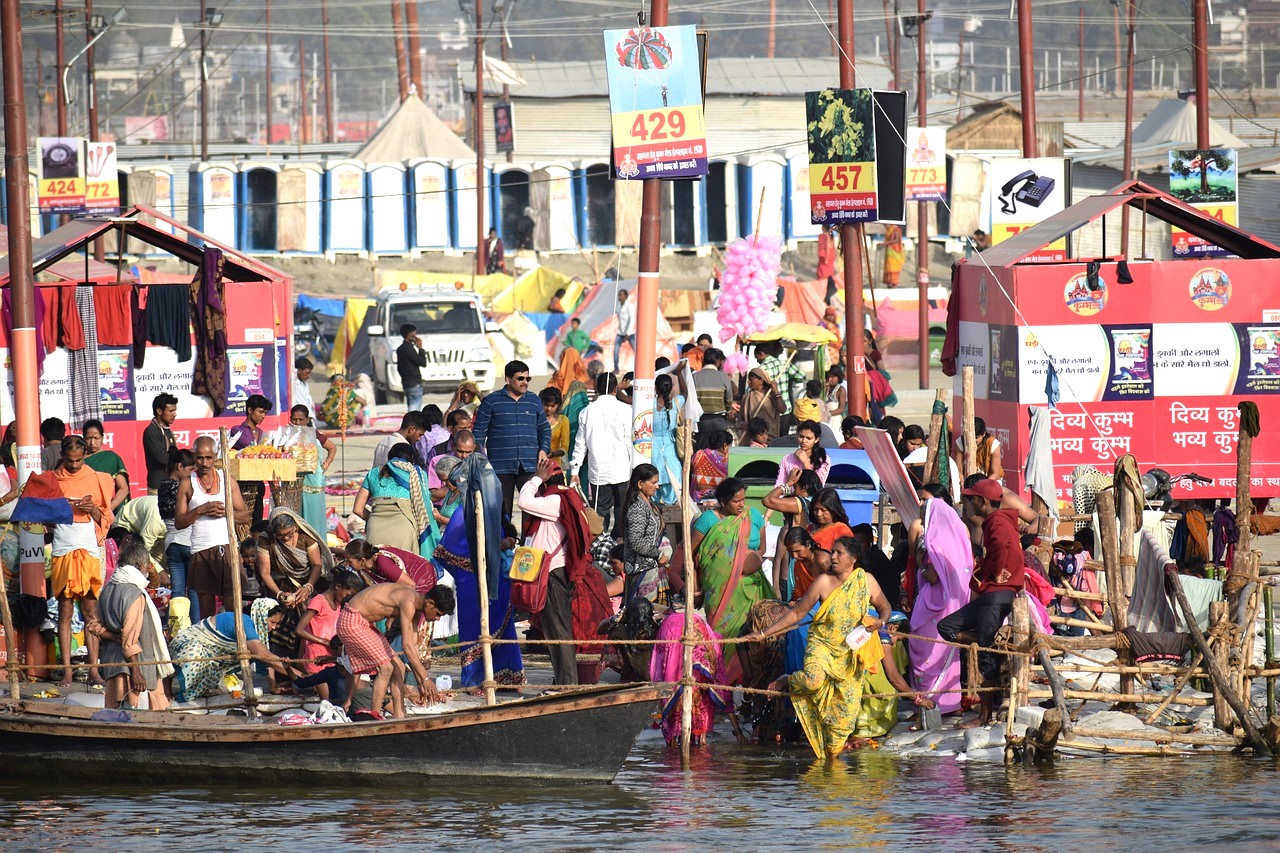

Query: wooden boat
left=0, top=684, right=662, bottom=785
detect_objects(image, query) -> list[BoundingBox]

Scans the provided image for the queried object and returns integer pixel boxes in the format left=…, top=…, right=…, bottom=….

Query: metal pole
left=199, top=0, right=208, bottom=159
left=1078, top=7, right=1085, bottom=121
left=404, top=0, right=423, bottom=97
left=1121, top=0, right=1136, bottom=255
left=297, top=38, right=306, bottom=143
left=632, top=0, right=668, bottom=461
left=1194, top=0, right=1209, bottom=149
left=2, top=0, right=48, bottom=679
left=265, top=0, right=272, bottom=145
left=321, top=0, right=333, bottom=142
left=55, top=0, right=67, bottom=134
left=768, top=0, right=776, bottom=60
left=474, top=0, right=487, bottom=275
left=916, top=0, right=929, bottom=391
left=85, top=0, right=99, bottom=141
left=390, top=0, right=408, bottom=103
left=1016, top=0, right=1038, bottom=157
left=838, top=0, right=868, bottom=418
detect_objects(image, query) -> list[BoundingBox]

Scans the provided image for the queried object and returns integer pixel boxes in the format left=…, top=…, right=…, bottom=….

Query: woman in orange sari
left=809, top=487, right=854, bottom=554
left=548, top=347, right=590, bottom=394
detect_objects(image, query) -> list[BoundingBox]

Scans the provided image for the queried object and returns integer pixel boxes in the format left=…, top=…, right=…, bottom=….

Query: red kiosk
left=943, top=180, right=1280, bottom=503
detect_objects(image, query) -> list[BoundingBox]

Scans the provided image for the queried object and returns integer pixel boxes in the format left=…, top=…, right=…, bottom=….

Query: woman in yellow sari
left=743, top=536, right=891, bottom=759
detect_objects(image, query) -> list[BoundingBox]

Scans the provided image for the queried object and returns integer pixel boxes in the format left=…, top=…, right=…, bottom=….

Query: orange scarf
left=53, top=465, right=115, bottom=542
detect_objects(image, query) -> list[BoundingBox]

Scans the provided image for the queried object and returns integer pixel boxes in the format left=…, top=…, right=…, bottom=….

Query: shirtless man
left=336, top=582, right=456, bottom=719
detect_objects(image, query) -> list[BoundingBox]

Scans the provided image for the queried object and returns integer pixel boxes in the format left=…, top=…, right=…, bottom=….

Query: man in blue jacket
left=472, top=360, right=550, bottom=519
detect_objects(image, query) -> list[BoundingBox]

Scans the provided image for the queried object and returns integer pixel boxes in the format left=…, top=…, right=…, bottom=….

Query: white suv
left=367, top=285, right=496, bottom=401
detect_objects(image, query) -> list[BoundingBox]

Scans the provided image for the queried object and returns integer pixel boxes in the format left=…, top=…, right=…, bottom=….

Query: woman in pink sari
left=907, top=496, right=973, bottom=714
left=649, top=612, right=745, bottom=746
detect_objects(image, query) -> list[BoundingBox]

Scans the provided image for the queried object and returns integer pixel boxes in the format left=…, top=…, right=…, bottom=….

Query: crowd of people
left=2, top=330, right=1084, bottom=750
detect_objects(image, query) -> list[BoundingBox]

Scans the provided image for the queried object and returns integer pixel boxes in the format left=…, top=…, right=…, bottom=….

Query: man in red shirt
left=938, top=478, right=1025, bottom=728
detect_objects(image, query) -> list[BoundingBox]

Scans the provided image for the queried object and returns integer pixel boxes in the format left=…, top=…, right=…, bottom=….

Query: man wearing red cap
left=939, top=477, right=1025, bottom=728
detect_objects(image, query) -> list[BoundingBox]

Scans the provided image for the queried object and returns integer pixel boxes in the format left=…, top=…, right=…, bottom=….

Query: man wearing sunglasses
left=473, top=360, right=550, bottom=518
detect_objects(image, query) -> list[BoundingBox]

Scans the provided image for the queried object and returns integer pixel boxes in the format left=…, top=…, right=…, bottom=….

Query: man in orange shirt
left=51, top=435, right=116, bottom=686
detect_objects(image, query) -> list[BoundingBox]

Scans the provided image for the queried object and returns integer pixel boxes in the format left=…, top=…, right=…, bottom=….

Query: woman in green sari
left=290, top=405, right=336, bottom=539
left=562, top=379, right=590, bottom=459
left=744, top=536, right=892, bottom=759
left=691, top=477, right=771, bottom=645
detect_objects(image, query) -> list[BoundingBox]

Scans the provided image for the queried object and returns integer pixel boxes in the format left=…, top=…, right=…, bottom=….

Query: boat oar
left=220, top=427, right=259, bottom=717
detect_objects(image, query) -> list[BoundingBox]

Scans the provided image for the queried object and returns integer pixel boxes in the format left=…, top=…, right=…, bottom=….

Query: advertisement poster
left=36, top=136, right=87, bottom=214
left=904, top=126, right=947, bottom=203
left=1237, top=325, right=1280, bottom=394
left=986, top=156, right=1069, bottom=261
left=603, top=25, right=708, bottom=180
left=806, top=88, right=879, bottom=224
left=226, top=347, right=270, bottom=414
left=493, top=102, right=515, bottom=153
left=988, top=325, right=1018, bottom=401
left=96, top=348, right=134, bottom=419
left=1169, top=148, right=1236, bottom=259
left=1104, top=325, right=1154, bottom=401
left=84, top=141, right=121, bottom=213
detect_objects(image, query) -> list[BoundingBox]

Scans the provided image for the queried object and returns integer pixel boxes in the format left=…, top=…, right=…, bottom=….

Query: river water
left=1, top=728, right=1277, bottom=851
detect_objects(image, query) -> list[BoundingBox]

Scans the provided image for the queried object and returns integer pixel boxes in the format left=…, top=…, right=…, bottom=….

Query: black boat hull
left=0, top=685, right=661, bottom=784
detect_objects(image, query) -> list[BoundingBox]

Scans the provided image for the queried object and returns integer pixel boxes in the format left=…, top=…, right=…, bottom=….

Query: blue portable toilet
left=575, top=159, right=616, bottom=250
left=493, top=162, right=532, bottom=248
left=237, top=161, right=281, bottom=254
left=449, top=159, right=492, bottom=251
left=825, top=448, right=881, bottom=528
left=323, top=159, right=367, bottom=257
left=366, top=161, right=409, bottom=255
left=663, top=177, right=706, bottom=249
left=736, top=153, right=786, bottom=242
left=786, top=147, right=823, bottom=242
left=275, top=162, right=324, bottom=255
left=408, top=158, right=452, bottom=251
left=704, top=158, right=739, bottom=246
left=187, top=163, right=239, bottom=248
left=532, top=162, right=578, bottom=253
left=119, top=166, right=176, bottom=255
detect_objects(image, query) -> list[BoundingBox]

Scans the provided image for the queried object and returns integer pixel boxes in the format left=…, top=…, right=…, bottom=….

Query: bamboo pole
left=1048, top=615, right=1114, bottom=634
left=1004, top=595, right=1031, bottom=762
left=475, top=491, right=496, bottom=707
left=922, top=388, right=947, bottom=485
left=1208, top=600, right=1231, bottom=730
left=679, top=418, right=695, bottom=769
left=0, top=553, right=22, bottom=699
left=1047, top=661, right=1203, bottom=676
left=1266, top=586, right=1276, bottom=721
left=1115, top=472, right=1138, bottom=699
left=1068, top=725, right=1241, bottom=747
left=1050, top=586, right=1106, bottom=602
left=1165, top=565, right=1273, bottom=754
left=960, top=366, right=976, bottom=477
left=1095, top=489, right=1130, bottom=695
left=1057, top=740, right=1220, bottom=756
left=1026, top=688, right=1212, bottom=706
left=1143, top=651, right=1203, bottom=725
left=1043, top=634, right=1124, bottom=652
left=219, top=428, right=258, bottom=717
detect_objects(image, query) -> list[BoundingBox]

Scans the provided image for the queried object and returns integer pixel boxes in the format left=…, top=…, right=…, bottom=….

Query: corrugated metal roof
left=465, top=57, right=893, bottom=99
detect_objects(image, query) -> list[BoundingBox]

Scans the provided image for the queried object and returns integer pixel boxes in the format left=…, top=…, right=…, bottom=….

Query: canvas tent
left=1074, top=99, right=1248, bottom=170
left=353, top=95, right=476, bottom=162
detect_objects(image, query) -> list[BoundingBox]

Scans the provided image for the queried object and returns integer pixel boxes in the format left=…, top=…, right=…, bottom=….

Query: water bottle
left=921, top=705, right=942, bottom=731
left=435, top=675, right=453, bottom=691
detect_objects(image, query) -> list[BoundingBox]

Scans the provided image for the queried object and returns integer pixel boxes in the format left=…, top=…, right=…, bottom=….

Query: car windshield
left=389, top=301, right=482, bottom=335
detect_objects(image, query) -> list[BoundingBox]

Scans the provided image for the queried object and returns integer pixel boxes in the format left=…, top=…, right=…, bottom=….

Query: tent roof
left=352, top=95, right=476, bottom=162
left=0, top=224, right=134, bottom=285
left=977, top=179, right=1280, bottom=268
left=1073, top=99, right=1248, bottom=168
left=0, top=204, right=289, bottom=286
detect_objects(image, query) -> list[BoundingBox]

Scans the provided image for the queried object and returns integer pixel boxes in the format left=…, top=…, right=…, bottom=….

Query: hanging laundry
left=40, top=284, right=85, bottom=352
left=143, top=284, right=192, bottom=362
left=68, top=286, right=102, bottom=429
left=2, top=288, right=47, bottom=377
left=190, top=247, right=229, bottom=415
left=131, top=285, right=149, bottom=368
left=93, top=283, right=133, bottom=346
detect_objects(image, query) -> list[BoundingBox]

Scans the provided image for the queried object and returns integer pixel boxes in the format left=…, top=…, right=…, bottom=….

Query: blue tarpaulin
left=296, top=293, right=346, bottom=317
